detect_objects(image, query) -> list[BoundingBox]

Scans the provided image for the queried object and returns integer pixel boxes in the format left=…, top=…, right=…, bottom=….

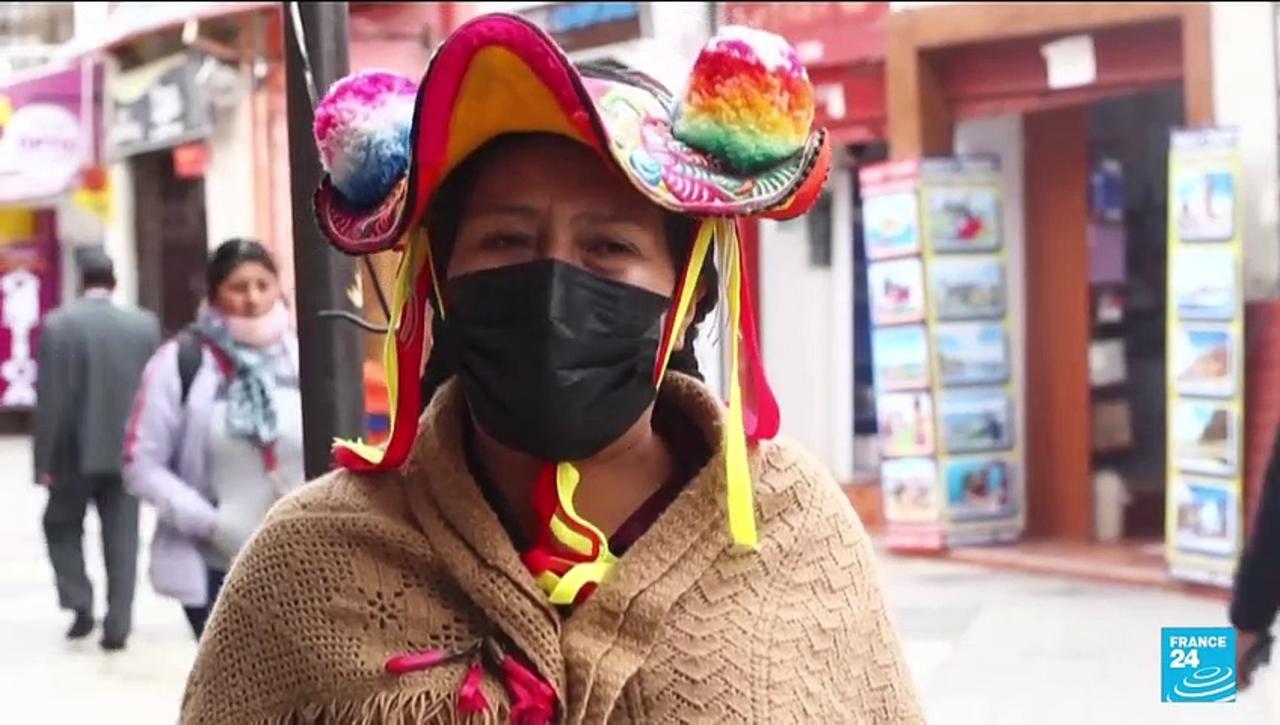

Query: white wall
left=101, top=53, right=139, bottom=307
left=759, top=163, right=855, bottom=482
left=1211, top=1, right=1280, bottom=299
left=103, top=160, right=138, bottom=306
left=203, top=72, right=258, bottom=251
left=830, top=169, right=856, bottom=481
left=53, top=196, right=107, bottom=304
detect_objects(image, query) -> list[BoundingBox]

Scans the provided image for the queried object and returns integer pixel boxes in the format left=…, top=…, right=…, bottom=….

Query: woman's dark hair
left=206, top=238, right=278, bottom=301
left=420, top=132, right=720, bottom=409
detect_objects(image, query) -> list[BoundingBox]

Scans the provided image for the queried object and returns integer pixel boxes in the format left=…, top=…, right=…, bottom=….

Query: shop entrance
left=132, top=149, right=209, bottom=336
left=1023, top=86, right=1185, bottom=545
left=1087, top=88, right=1186, bottom=541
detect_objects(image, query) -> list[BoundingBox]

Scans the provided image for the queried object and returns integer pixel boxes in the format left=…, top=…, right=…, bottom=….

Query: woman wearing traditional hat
left=182, top=13, right=922, bottom=724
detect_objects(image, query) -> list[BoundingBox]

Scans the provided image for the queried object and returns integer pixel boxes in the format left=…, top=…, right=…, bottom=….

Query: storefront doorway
left=131, top=149, right=208, bottom=336
left=1085, top=87, right=1186, bottom=541
left=1023, top=86, right=1186, bottom=545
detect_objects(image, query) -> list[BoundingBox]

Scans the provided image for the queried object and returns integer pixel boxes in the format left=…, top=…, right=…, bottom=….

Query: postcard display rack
left=862, top=157, right=1024, bottom=551
left=1164, top=128, right=1246, bottom=588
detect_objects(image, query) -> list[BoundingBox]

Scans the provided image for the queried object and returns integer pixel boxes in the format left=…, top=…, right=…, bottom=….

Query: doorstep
left=878, top=537, right=1232, bottom=602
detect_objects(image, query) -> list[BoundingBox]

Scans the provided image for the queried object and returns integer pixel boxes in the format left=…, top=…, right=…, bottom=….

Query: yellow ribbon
left=333, top=230, right=434, bottom=462
left=655, top=221, right=715, bottom=381
left=548, top=462, right=612, bottom=558
left=720, top=219, right=758, bottom=551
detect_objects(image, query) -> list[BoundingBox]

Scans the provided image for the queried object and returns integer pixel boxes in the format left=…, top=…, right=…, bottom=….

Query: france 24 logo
left=1162, top=627, right=1236, bottom=703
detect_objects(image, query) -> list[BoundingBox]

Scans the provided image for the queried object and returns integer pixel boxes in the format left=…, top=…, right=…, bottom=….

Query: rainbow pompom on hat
left=674, top=25, right=816, bottom=174
left=310, top=14, right=831, bottom=606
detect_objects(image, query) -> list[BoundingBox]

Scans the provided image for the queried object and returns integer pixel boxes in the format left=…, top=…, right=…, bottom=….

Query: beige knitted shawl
left=181, top=376, right=924, bottom=724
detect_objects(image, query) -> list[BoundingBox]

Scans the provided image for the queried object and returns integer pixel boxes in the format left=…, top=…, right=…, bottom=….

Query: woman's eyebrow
left=465, top=203, right=541, bottom=220
left=573, top=210, right=652, bottom=227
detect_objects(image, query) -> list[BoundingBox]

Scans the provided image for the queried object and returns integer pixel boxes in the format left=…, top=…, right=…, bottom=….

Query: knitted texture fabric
left=181, top=375, right=924, bottom=724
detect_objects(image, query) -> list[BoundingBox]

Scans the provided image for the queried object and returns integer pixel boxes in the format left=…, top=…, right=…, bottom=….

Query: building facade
left=741, top=1, right=1280, bottom=585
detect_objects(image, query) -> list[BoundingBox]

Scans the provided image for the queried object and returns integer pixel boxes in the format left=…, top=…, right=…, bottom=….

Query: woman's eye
left=585, top=237, right=636, bottom=257
left=482, top=233, right=531, bottom=250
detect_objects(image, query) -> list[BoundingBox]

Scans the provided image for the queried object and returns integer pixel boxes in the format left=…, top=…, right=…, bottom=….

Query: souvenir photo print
left=945, top=457, right=1017, bottom=523
left=930, top=255, right=1006, bottom=321
left=939, top=388, right=1014, bottom=454
left=1172, top=246, right=1238, bottom=321
left=1172, top=478, right=1239, bottom=558
left=1172, top=400, right=1238, bottom=477
left=863, top=190, right=922, bottom=261
left=881, top=457, right=940, bottom=523
left=872, top=325, right=931, bottom=391
left=876, top=391, right=935, bottom=457
left=1173, top=326, right=1236, bottom=398
left=1174, top=166, right=1236, bottom=243
left=925, top=186, right=1002, bottom=253
left=868, top=257, right=927, bottom=325
left=936, top=322, right=1010, bottom=387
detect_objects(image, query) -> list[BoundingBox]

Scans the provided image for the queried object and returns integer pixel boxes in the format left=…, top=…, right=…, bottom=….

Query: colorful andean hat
left=313, top=13, right=831, bottom=604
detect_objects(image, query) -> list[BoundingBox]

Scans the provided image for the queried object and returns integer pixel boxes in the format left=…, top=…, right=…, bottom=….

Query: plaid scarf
left=196, top=317, right=279, bottom=449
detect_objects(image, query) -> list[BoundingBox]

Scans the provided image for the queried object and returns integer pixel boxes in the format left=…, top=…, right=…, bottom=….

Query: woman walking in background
left=123, top=238, right=303, bottom=639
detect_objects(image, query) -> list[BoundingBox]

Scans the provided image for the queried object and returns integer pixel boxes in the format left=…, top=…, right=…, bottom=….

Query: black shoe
left=100, top=635, right=127, bottom=652
left=66, top=611, right=94, bottom=640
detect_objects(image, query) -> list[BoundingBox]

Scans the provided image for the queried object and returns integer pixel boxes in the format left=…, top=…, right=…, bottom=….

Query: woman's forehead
left=466, top=135, right=657, bottom=218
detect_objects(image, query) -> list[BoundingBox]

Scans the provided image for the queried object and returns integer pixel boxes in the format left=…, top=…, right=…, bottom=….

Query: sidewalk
left=879, top=554, right=1277, bottom=724
left=0, top=436, right=196, bottom=725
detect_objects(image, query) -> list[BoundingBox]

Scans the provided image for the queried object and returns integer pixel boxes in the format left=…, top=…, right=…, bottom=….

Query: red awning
left=809, top=62, right=886, bottom=145
left=721, top=2, right=887, bottom=67
left=937, top=20, right=1184, bottom=120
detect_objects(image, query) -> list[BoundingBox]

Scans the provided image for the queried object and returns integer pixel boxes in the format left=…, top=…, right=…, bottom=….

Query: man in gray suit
left=33, top=249, right=161, bottom=651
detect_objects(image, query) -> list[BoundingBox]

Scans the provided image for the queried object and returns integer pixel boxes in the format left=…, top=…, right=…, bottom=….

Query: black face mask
left=443, top=259, right=671, bottom=462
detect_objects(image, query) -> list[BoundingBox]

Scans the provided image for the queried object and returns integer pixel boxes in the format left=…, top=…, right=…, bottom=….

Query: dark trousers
left=42, top=473, right=139, bottom=640
left=182, top=567, right=227, bottom=640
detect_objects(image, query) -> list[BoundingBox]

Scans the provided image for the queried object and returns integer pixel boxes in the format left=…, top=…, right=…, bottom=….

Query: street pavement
left=1, top=432, right=1276, bottom=723
left=878, top=554, right=1277, bottom=724
left=1, top=436, right=195, bottom=724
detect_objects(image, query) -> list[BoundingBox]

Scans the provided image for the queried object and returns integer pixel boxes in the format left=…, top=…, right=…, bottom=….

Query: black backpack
left=176, top=326, right=204, bottom=405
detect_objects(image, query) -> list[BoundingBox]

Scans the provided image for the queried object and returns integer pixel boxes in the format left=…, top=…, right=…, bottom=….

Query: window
left=806, top=190, right=834, bottom=268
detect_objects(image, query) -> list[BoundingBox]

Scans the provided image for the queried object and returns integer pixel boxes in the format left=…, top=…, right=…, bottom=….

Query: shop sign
left=108, top=52, right=213, bottom=159
left=173, top=142, right=209, bottom=179
left=519, top=2, right=648, bottom=53
left=0, top=212, right=58, bottom=409
left=721, top=2, right=887, bottom=67
left=0, top=65, right=96, bottom=205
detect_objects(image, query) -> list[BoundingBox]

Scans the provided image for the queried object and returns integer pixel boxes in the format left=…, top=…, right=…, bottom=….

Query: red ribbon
left=457, top=661, right=490, bottom=716
left=735, top=236, right=779, bottom=442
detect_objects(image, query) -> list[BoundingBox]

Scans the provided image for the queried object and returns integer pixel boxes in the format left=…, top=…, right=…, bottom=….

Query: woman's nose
left=536, top=223, right=578, bottom=266
left=244, top=289, right=265, bottom=314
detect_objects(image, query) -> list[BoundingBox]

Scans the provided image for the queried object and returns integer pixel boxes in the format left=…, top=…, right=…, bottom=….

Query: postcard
left=936, top=323, right=1009, bottom=387
left=869, top=257, right=927, bottom=325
